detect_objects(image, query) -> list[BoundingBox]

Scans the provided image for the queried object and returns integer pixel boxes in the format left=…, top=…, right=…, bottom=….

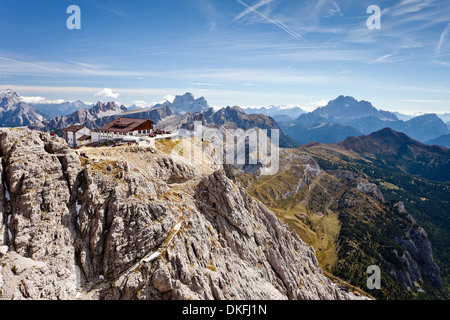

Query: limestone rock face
left=394, top=221, right=442, bottom=288
left=0, top=128, right=355, bottom=300
left=0, top=128, right=80, bottom=299
left=355, top=178, right=385, bottom=202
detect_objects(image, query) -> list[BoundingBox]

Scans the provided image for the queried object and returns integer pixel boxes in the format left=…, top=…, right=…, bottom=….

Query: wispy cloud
left=0, top=52, right=337, bottom=85
left=234, top=0, right=309, bottom=43
left=195, top=0, right=220, bottom=31
left=0, top=55, right=146, bottom=77
left=370, top=53, right=400, bottom=64
left=233, top=0, right=274, bottom=21
left=92, top=3, right=135, bottom=20
left=436, top=22, right=450, bottom=56
left=384, top=0, right=435, bottom=17
left=325, top=1, right=343, bottom=18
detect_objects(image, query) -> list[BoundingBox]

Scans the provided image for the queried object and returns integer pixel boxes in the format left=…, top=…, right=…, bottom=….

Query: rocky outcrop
left=0, top=128, right=80, bottom=299
left=394, top=219, right=442, bottom=288
left=0, top=128, right=354, bottom=300
left=355, top=178, right=385, bottom=202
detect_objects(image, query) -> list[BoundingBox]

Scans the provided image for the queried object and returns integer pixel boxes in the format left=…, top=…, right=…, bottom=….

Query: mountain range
left=303, top=128, right=450, bottom=182
left=243, top=105, right=305, bottom=120
left=31, top=100, right=92, bottom=118
left=279, top=96, right=450, bottom=146
left=1, top=89, right=449, bottom=151
left=29, top=101, right=128, bottom=132
left=22, top=91, right=299, bottom=148
left=178, top=105, right=300, bottom=148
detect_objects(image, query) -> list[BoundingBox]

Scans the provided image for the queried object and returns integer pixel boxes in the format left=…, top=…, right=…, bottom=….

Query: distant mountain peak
left=339, top=127, right=418, bottom=149
left=0, top=89, right=45, bottom=126
left=171, top=92, right=210, bottom=115
left=313, top=96, right=398, bottom=122
left=411, top=113, right=440, bottom=120
left=0, top=89, right=20, bottom=102
left=227, top=105, right=245, bottom=112
left=335, top=95, right=358, bottom=103
left=373, top=126, right=405, bottom=136
left=183, top=92, right=195, bottom=98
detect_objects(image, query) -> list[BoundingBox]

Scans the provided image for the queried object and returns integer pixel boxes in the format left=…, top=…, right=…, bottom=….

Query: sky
left=0, top=0, right=450, bottom=114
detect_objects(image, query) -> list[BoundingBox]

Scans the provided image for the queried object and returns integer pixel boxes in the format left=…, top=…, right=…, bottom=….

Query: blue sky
left=1, top=0, right=450, bottom=114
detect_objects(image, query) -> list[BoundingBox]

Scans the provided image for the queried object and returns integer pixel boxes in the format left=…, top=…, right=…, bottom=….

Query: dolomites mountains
left=0, top=128, right=355, bottom=300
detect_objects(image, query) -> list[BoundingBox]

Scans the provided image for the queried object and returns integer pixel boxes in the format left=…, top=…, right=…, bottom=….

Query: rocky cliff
left=0, top=128, right=354, bottom=300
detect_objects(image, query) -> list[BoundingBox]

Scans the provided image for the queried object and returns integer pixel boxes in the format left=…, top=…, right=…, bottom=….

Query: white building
left=63, top=118, right=169, bottom=147
left=94, top=118, right=155, bottom=141
left=63, top=125, right=92, bottom=147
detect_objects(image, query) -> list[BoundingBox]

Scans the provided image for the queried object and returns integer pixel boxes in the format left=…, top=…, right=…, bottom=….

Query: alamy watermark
left=170, top=122, right=280, bottom=176
left=367, top=5, right=381, bottom=30
left=67, top=5, right=381, bottom=31
left=367, top=265, right=381, bottom=290
left=67, top=5, right=81, bottom=30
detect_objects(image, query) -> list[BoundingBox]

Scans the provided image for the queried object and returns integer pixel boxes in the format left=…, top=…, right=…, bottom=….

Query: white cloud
left=20, top=96, right=66, bottom=104
left=95, top=88, right=120, bottom=99
left=132, top=100, right=148, bottom=108
left=162, top=95, right=175, bottom=103
left=307, top=99, right=328, bottom=111
left=19, top=96, right=46, bottom=104
left=149, top=95, right=176, bottom=106
left=131, top=95, right=175, bottom=108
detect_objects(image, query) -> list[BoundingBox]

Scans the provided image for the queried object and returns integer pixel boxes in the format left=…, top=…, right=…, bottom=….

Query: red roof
left=64, top=125, right=86, bottom=132
left=98, top=118, right=154, bottom=133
